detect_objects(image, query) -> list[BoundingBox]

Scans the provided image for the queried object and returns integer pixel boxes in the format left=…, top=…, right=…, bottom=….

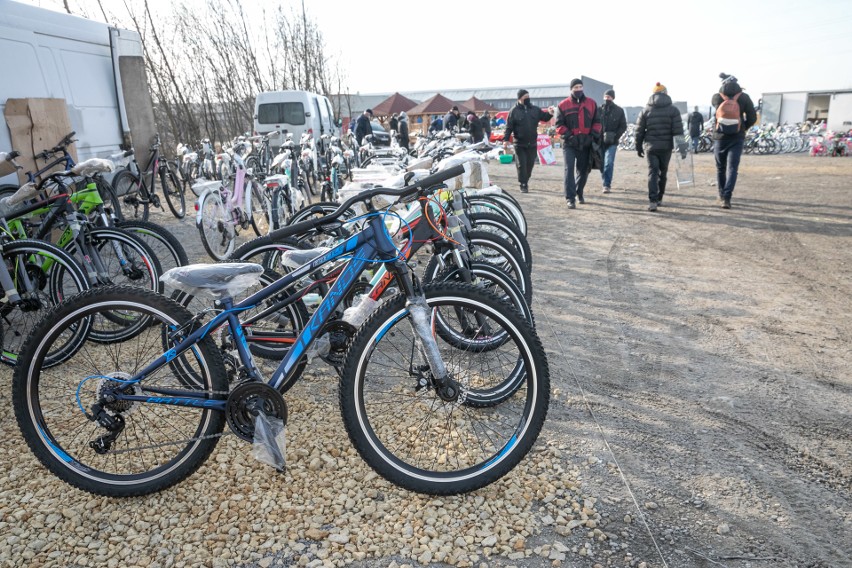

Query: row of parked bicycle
left=2, top=127, right=548, bottom=501
left=617, top=120, right=848, bottom=156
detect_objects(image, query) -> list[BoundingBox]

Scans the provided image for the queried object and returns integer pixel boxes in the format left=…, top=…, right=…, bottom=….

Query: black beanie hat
left=604, top=89, right=615, bottom=99
left=570, top=78, right=583, bottom=89
left=517, top=89, right=529, bottom=100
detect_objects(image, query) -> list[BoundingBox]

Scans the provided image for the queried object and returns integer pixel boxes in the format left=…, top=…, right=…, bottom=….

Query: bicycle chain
left=99, top=387, right=235, bottom=456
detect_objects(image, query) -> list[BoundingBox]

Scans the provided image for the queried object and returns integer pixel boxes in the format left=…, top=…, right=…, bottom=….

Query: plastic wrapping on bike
left=252, top=413, right=286, bottom=471
left=71, top=158, right=114, bottom=177
left=159, top=263, right=264, bottom=300
left=280, top=246, right=330, bottom=270
left=0, top=183, right=39, bottom=216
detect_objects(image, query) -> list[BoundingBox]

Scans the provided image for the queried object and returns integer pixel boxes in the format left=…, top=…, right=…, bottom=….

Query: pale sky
left=19, top=0, right=852, bottom=108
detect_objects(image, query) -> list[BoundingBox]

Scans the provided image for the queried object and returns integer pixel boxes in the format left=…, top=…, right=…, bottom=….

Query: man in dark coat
left=481, top=111, right=492, bottom=141
left=398, top=111, right=410, bottom=152
left=711, top=74, right=757, bottom=209
left=389, top=113, right=399, bottom=134
left=503, top=89, right=553, bottom=193
left=687, top=106, right=704, bottom=153
left=467, top=113, right=484, bottom=143
left=555, top=78, right=601, bottom=207
left=355, top=109, right=374, bottom=145
left=635, top=83, right=686, bottom=211
left=444, top=106, right=460, bottom=132
left=599, top=89, right=627, bottom=193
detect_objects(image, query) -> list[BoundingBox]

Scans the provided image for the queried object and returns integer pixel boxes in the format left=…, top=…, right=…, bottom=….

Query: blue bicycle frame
left=108, top=213, right=403, bottom=411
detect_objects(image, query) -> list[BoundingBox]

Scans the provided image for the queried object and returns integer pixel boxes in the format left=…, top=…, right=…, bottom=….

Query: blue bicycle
left=13, top=164, right=550, bottom=497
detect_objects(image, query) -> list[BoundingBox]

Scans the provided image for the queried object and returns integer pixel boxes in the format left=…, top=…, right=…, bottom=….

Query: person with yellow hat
left=634, top=82, right=686, bottom=211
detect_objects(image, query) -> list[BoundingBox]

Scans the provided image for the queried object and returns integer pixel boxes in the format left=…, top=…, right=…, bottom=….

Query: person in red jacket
left=556, top=78, right=602, bottom=208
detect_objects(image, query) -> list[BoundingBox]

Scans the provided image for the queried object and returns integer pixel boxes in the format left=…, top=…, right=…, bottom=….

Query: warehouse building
left=760, top=89, right=852, bottom=130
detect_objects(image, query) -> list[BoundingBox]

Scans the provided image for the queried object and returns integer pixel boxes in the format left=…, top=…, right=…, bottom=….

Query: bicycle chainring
left=319, top=319, right=358, bottom=366
left=226, top=382, right=288, bottom=442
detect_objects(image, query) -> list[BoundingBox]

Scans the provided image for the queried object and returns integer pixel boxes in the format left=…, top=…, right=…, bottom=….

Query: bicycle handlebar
left=266, top=163, right=468, bottom=241
left=2, top=151, right=21, bottom=161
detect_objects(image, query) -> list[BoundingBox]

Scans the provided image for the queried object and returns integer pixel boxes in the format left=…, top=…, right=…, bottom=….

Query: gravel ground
left=1, top=151, right=850, bottom=568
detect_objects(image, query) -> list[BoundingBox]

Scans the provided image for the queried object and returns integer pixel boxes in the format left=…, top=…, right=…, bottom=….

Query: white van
left=0, top=2, right=150, bottom=186
left=253, top=90, right=338, bottom=149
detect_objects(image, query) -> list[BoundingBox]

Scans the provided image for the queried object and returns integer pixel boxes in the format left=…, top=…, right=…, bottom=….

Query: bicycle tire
left=112, top=170, right=150, bottom=221
left=270, top=187, right=289, bottom=230
left=95, top=177, right=125, bottom=222
left=468, top=212, right=532, bottom=271
left=465, top=196, right=527, bottom=236
left=13, top=286, right=228, bottom=497
left=197, top=190, right=236, bottom=261
left=116, top=219, right=189, bottom=271
left=0, top=239, right=91, bottom=365
left=160, top=165, right=186, bottom=219
left=423, top=231, right=532, bottom=304
left=249, top=180, right=271, bottom=237
left=339, top=282, right=549, bottom=495
left=63, top=227, right=162, bottom=291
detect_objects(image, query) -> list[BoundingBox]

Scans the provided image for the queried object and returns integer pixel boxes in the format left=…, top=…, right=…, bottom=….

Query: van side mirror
left=305, top=111, right=312, bottom=117
left=253, top=114, right=257, bottom=119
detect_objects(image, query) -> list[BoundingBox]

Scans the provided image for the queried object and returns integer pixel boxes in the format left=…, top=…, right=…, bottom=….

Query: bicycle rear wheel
left=0, top=239, right=90, bottom=365
left=339, top=283, right=549, bottom=495
left=13, top=286, right=228, bottom=497
left=112, top=170, right=150, bottom=221
left=249, top=180, right=271, bottom=237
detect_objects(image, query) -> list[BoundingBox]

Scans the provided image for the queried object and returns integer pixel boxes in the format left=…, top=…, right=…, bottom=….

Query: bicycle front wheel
left=160, top=164, right=187, bottom=219
left=12, top=286, right=228, bottom=497
left=339, top=283, right=549, bottom=495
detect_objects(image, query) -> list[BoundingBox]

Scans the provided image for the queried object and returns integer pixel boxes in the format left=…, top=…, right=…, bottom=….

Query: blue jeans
left=691, top=136, right=700, bottom=152
left=714, top=136, right=745, bottom=199
left=601, top=144, right=618, bottom=188
left=563, top=145, right=591, bottom=202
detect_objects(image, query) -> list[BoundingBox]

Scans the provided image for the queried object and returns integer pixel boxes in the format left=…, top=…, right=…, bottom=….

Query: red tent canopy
left=406, top=93, right=472, bottom=116
left=371, top=92, right=418, bottom=116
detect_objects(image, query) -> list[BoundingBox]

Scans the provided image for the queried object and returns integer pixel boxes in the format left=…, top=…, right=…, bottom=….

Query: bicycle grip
left=2, top=151, right=21, bottom=161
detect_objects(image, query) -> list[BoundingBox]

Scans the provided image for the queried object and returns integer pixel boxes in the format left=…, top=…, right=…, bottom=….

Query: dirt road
left=487, top=150, right=851, bottom=567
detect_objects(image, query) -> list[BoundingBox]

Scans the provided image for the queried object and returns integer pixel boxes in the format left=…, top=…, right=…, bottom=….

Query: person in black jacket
left=444, top=106, right=460, bottom=132
left=687, top=106, right=704, bottom=153
left=355, top=109, right=374, bottom=145
left=503, top=89, right=553, bottom=193
left=712, top=74, right=757, bottom=209
left=635, top=83, right=686, bottom=211
left=398, top=111, right=410, bottom=153
left=599, top=89, right=627, bottom=193
left=389, top=113, right=399, bottom=135
left=481, top=111, right=492, bottom=141
left=467, top=113, right=484, bottom=143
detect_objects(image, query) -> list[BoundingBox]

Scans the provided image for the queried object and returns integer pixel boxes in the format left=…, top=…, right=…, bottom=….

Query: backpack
left=715, top=93, right=742, bottom=135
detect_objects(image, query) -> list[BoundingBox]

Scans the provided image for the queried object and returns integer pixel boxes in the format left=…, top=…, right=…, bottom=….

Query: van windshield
left=258, top=102, right=305, bottom=125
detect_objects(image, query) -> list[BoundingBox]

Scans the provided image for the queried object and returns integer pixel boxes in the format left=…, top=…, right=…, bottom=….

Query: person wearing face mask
left=599, top=89, right=627, bottom=193
left=503, top=89, right=553, bottom=193
left=555, top=78, right=602, bottom=208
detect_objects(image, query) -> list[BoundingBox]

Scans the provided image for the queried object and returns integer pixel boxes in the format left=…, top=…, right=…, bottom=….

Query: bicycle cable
left=532, top=293, right=671, bottom=568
